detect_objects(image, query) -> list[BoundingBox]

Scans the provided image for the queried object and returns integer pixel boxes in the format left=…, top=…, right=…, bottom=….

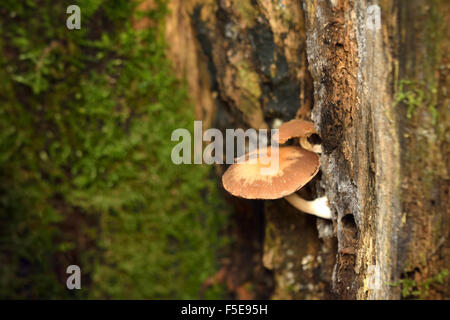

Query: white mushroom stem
left=300, top=136, right=322, bottom=154
left=284, top=193, right=331, bottom=219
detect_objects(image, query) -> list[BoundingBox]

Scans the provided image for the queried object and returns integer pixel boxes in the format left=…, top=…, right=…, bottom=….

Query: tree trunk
left=165, top=0, right=449, bottom=299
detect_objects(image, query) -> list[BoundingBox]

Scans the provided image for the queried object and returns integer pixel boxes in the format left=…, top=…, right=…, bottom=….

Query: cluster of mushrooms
left=222, top=119, right=332, bottom=220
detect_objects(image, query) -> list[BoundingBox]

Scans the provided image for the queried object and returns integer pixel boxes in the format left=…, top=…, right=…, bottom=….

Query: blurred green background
left=0, top=0, right=230, bottom=299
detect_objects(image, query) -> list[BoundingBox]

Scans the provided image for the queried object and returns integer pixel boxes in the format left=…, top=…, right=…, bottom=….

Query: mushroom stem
left=299, top=136, right=322, bottom=154
left=284, top=193, right=331, bottom=219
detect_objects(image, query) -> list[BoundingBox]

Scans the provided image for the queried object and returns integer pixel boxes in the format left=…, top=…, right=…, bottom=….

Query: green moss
left=388, top=269, right=449, bottom=299
left=270, top=63, right=277, bottom=79
left=238, top=62, right=262, bottom=98
left=0, top=0, right=229, bottom=299
left=264, top=219, right=277, bottom=251
left=394, top=78, right=443, bottom=193
left=236, top=61, right=262, bottom=116
left=394, top=80, right=438, bottom=124
left=234, top=0, right=257, bottom=27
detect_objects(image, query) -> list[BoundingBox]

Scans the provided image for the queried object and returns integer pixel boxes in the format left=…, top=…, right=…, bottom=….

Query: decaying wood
left=165, top=0, right=449, bottom=299
left=165, top=0, right=330, bottom=299
left=303, top=0, right=449, bottom=299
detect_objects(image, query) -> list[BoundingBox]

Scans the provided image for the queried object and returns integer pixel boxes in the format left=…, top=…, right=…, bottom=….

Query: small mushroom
left=273, top=119, right=322, bottom=153
left=222, top=146, right=331, bottom=219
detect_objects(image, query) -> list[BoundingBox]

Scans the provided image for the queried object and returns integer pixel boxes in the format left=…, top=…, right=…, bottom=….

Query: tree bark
left=165, top=0, right=449, bottom=299
left=303, top=0, right=449, bottom=299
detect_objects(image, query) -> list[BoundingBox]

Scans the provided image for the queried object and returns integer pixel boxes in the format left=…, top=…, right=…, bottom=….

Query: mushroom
left=222, top=146, right=331, bottom=219
left=273, top=119, right=322, bottom=153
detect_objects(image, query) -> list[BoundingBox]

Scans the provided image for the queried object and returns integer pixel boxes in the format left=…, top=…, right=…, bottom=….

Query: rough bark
left=164, top=0, right=449, bottom=299
left=303, top=0, right=449, bottom=299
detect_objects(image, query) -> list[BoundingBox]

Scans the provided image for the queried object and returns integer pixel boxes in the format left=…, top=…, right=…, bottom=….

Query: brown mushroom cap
left=273, top=119, right=316, bottom=144
left=222, top=146, right=320, bottom=200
